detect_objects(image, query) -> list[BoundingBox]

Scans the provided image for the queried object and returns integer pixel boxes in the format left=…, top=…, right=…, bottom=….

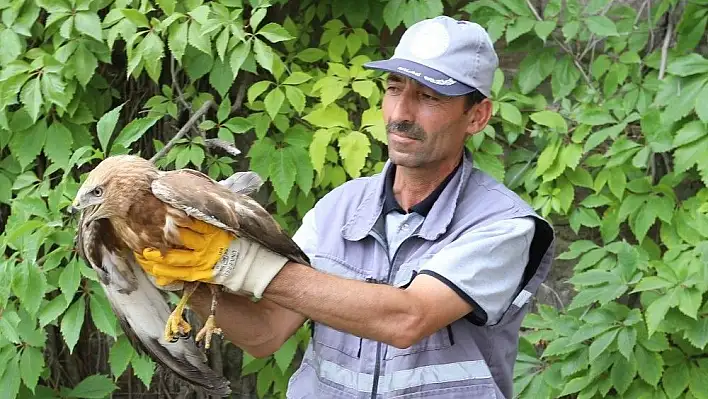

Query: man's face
left=382, top=73, right=486, bottom=169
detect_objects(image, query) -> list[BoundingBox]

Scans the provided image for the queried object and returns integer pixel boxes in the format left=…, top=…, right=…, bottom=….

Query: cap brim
left=364, top=58, right=477, bottom=96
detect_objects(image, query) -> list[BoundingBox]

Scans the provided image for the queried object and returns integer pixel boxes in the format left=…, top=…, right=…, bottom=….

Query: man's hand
left=135, top=219, right=291, bottom=298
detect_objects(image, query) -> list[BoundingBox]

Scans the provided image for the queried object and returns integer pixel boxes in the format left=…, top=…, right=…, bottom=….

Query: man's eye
left=421, top=93, right=439, bottom=101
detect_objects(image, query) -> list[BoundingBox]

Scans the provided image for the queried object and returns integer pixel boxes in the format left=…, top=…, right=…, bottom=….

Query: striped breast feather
left=151, top=169, right=310, bottom=266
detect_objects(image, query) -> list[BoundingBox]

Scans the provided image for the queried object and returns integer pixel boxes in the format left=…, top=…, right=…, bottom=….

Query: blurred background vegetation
left=0, top=0, right=706, bottom=398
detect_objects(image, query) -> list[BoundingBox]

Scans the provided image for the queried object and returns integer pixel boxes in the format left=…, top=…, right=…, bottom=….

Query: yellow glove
left=135, top=219, right=234, bottom=286
left=135, top=219, right=290, bottom=298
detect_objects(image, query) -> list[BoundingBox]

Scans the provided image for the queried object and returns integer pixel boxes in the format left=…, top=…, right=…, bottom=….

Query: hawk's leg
left=164, top=281, right=199, bottom=343
left=195, top=284, right=222, bottom=350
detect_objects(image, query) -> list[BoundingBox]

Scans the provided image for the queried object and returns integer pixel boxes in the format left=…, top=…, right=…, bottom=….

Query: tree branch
left=150, top=100, right=214, bottom=163
left=658, top=14, right=674, bottom=80
left=525, top=0, right=594, bottom=88
left=205, top=138, right=242, bottom=157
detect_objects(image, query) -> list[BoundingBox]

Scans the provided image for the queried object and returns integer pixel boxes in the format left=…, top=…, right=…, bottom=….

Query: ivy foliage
left=0, top=0, right=706, bottom=398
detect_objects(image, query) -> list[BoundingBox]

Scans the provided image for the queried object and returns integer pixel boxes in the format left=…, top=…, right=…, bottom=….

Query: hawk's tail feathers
left=101, top=258, right=231, bottom=396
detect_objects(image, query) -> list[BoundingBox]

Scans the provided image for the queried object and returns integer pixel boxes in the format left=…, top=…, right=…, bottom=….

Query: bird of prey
left=69, top=154, right=309, bottom=396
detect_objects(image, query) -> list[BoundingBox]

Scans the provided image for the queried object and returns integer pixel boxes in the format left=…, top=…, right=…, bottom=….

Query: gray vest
left=287, top=152, right=555, bottom=399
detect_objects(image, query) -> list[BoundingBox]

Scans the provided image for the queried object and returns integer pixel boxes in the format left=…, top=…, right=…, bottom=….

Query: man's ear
left=465, top=98, right=493, bottom=136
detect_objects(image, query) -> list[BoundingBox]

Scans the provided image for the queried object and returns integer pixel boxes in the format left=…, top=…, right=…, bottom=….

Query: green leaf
left=9, top=119, right=47, bottom=169
left=75, top=11, right=103, bottom=41
left=499, top=102, right=522, bottom=126
left=646, top=288, right=677, bottom=336
left=531, top=111, right=567, bottom=132
left=673, top=121, right=706, bottom=148
left=678, top=287, right=702, bottom=319
left=59, top=259, right=81, bottom=301
left=38, top=295, right=69, bottom=327
left=295, top=48, right=326, bottom=63
left=131, top=354, right=155, bottom=388
left=250, top=7, right=267, bottom=30
left=156, top=0, right=176, bottom=14
left=274, top=335, right=298, bottom=372
left=257, top=22, right=294, bottom=43
left=61, top=296, right=86, bottom=353
left=589, top=328, right=618, bottom=361
left=209, top=58, right=234, bottom=97
left=89, top=293, right=117, bottom=338
left=617, top=327, right=637, bottom=361
left=608, top=167, right=626, bottom=199
left=264, top=87, right=284, bottom=120
left=534, top=20, right=556, bottom=42
left=338, top=131, right=371, bottom=178
left=20, top=78, right=43, bottom=122
left=631, top=202, right=657, bottom=242
left=635, top=344, right=663, bottom=386
left=552, top=55, right=581, bottom=99
left=285, top=86, right=306, bottom=114
left=611, top=353, right=636, bottom=395
left=43, top=122, right=72, bottom=169
left=559, top=375, right=591, bottom=397
left=0, top=29, right=23, bottom=65
left=253, top=38, right=274, bottom=73
left=96, top=103, right=125, bottom=153
left=20, top=346, right=44, bottom=393
left=506, top=17, right=535, bottom=43
left=310, top=129, right=333, bottom=174
left=269, top=147, right=297, bottom=202
left=663, top=361, right=690, bottom=399
left=696, top=85, right=708, bottom=123
left=304, top=104, right=350, bottom=128
left=188, top=21, right=212, bottom=55
left=685, top=318, right=708, bottom=350
left=586, top=15, right=618, bottom=36
left=632, top=276, right=674, bottom=293
left=168, top=21, right=188, bottom=61
left=290, top=146, right=313, bottom=194
left=22, top=264, right=46, bottom=317
left=283, top=72, right=312, bottom=86
left=113, top=117, right=160, bottom=148
left=109, top=335, right=134, bottom=379
left=667, top=54, right=708, bottom=76
left=0, top=352, right=21, bottom=399
left=73, top=43, right=98, bottom=87
left=517, top=48, right=556, bottom=94
left=67, top=374, right=118, bottom=398
left=120, top=9, right=149, bottom=27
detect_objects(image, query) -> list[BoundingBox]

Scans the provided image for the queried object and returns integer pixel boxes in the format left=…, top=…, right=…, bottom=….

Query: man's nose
left=388, top=93, right=417, bottom=123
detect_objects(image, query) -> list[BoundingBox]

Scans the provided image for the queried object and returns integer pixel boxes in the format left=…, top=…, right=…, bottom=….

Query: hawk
left=69, top=154, right=309, bottom=396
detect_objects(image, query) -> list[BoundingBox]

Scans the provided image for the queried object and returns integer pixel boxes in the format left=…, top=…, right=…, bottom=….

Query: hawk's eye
left=92, top=187, right=104, bottom=197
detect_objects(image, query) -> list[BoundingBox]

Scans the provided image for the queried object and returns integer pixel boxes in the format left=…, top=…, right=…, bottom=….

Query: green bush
left=0, top=0, right=706, bottom=398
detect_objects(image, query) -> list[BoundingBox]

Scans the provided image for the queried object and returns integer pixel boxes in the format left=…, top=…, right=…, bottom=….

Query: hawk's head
left=69, top=155, right=159, bottom=223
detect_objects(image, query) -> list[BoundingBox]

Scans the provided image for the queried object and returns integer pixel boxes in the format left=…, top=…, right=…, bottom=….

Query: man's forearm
left=263, top=262, right=423, bottom=348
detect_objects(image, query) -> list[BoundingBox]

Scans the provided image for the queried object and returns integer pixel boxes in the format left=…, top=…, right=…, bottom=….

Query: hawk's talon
left=164, top=305, right=192, bottom=343
left=195, top=315, right=222, bottom=350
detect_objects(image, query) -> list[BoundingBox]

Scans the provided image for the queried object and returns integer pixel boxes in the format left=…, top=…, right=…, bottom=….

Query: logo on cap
left=407, top=21, right=450, bottom=60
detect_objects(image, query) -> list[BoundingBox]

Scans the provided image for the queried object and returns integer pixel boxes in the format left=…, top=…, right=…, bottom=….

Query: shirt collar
left=381, top=158, right=462, bottom=217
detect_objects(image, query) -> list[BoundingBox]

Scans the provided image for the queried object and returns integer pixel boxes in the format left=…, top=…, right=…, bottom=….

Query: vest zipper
left=368, top=231, right=421, bottom=399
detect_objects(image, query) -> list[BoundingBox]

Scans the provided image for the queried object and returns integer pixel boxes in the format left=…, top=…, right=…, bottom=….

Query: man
left=137, top=16, right=555, bottom=398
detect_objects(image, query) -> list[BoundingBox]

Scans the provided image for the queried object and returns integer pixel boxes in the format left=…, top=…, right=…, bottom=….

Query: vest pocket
left=312, top=323, right=362, bottom=359
left=384, top=327, right=453, bottom=360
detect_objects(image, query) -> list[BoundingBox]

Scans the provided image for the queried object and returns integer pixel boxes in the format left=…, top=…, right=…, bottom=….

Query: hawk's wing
left=152, top=169, right=310, bottom=266
left=75, top=213, right=231, bottom=396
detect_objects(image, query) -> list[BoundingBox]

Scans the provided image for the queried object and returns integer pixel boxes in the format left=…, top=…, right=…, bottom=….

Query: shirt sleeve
left=417, top=216, right=536, bottom=326
left=292, top=208, right=318, bottom=261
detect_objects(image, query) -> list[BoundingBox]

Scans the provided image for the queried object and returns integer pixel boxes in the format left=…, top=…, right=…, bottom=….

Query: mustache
left=386, top=121, right=426, bottom=141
